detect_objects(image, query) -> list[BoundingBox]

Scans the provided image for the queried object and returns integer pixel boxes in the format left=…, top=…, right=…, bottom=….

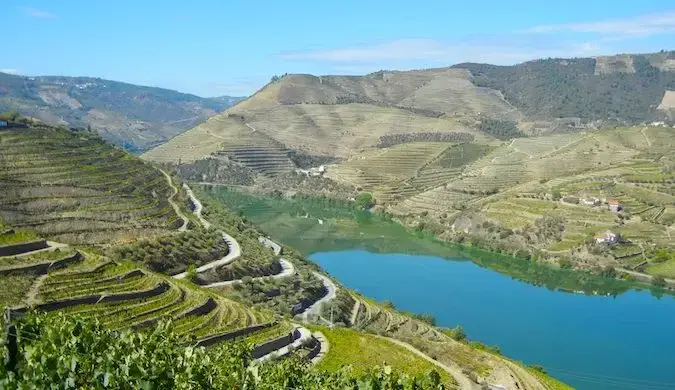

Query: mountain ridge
left=0, top=72, right=244, bottom=151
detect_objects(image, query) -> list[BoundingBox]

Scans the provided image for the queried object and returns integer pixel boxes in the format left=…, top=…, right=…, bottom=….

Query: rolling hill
left=0, top=72, right=243, bottom=151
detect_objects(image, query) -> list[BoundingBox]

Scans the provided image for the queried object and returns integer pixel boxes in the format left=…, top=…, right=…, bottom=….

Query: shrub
left=653, top=275, right=667, bottom=287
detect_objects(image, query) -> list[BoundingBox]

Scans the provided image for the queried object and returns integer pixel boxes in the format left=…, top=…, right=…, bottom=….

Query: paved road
left=302, top=272, right=338, bottom=322
left=173, top=232, right=242, bottom=279
left=259, top=236, right=281, bottom=255
left=618, top=267, right=675, bottom=286
left=310, top=331, right=329, bottom=365
left=159, top=169, right=188, bottom=232
left=173, top=184, right=240, bottom=279
left=182, top=183, right=211, bottom=229
left=203, top=258, right=295, bottom=288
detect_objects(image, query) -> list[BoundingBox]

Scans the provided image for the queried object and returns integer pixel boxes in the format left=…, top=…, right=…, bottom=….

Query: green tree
left=356, top=192, right=375, bottom=209
left=653, top=275, right=667, bottom=287
left=0, top=110, right=19, bottom=121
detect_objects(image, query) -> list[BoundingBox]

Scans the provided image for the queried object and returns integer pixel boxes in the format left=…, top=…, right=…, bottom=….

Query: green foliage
left=356, top=193, right=375, bottom=209
left=412, top=313, right=436, bottom=326
left=652, top=275, right=667, bottom=287
left=112, top=230, right=228, bottom=275
left=479, top=118, right=526, bottom=140
left=652, top=248, right=674, bottom=263
left=1, top=313, right=446, bottom=389
left=456, top=55, right=675, bottom=123
left=231, top=270, right=324, bottom=315
left=441, top=326, right=466, bottom=342
left=0, top=110, right=19, bottom=121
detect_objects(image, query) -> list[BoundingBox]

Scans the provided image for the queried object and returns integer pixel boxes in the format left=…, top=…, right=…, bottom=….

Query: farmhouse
left=594, top=230, right=619, bottom=244
left=607, top=197, right=622, bottom=212
left=581, top=197, right=600, bottom=206
left=295, top=165, right=326, bottom=177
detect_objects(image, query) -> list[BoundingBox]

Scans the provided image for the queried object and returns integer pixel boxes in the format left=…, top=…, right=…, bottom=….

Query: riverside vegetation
left=0, top=120, right=562, bottom=388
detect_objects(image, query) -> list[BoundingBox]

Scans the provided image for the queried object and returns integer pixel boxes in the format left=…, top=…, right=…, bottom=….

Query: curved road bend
left=159, top=169, right=188, bottom=232
left=258, top=236, right=339, bottom=322
left=203, top=258, right=295, bottom=288
left=302, top=272, right=338, bottom=322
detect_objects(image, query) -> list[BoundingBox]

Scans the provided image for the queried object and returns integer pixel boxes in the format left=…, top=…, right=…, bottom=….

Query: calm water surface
left=311, top=250, right=675, bottom=390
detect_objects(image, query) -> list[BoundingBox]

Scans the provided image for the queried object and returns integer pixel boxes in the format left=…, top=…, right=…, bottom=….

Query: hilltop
left=0, top=72, right=243, bottom=151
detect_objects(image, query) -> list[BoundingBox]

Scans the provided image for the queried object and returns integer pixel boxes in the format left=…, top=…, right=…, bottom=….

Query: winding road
left=202, top=258, right=295, bottom=288
left=160, top=169, right=188, bottom=232
left=302, top=272, right=338, bottom=322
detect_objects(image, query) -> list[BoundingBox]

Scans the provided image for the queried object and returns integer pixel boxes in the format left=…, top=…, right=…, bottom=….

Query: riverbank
left=312, top=250, right=675, bottom=390
left=200, top=186, right=671, bottom=297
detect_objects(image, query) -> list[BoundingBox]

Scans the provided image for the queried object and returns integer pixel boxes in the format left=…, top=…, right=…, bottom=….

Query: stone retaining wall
left=0, top=240, right=48, bottom=257
left=196, top=322, right=275, bottom=348
left=251, top=332, right=294, bottom=359
left=7, top=282, right=170, bottom=322
left=0, top=252, right=83, bottom=276
left=182, top=297, right=217, bottom=317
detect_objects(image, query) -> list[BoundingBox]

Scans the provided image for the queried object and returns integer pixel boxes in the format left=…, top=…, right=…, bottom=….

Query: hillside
left=0, top=121, right=562, bottom=389
left=144, top=51, right=674, bottom=176
left=453, top=51, right=675, bottom=124
left=0, top=72, right=243, bottom=151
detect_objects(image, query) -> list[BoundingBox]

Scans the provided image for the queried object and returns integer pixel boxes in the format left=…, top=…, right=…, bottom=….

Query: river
left=311, top=250, right=675, bottom=390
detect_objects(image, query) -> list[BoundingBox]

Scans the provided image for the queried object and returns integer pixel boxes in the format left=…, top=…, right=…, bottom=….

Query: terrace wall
left=0, top=240, right=49, bottom=257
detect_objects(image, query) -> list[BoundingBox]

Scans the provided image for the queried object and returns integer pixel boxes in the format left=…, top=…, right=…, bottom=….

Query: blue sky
left=2, top=1, right=675, bottom=97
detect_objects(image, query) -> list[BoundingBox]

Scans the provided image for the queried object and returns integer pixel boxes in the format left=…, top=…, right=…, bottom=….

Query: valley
left=3, top=49, right=675, bottom=389
left=0, top=120, right=561, bottom=389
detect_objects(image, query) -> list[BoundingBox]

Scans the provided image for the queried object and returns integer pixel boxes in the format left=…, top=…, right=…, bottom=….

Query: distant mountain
left=0, top=72, right=245, bottom=151
left=453, top=51, right=675, bottom=124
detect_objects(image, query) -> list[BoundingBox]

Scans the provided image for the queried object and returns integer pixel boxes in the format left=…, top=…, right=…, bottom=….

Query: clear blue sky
left=2, top=0, right=674, bottom=97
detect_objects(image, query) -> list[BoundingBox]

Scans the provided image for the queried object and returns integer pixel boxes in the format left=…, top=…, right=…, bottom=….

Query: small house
left=607, top=197, right=622, bottom=212
left=594, top=230, right=619, bottom=244
left=581, top=197, right=600, bottom=206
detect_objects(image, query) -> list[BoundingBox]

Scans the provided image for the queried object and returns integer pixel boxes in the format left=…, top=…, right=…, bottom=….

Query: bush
left=653, top=275, right=667, bottom=287
left=0, top=110, right=19, bottom=121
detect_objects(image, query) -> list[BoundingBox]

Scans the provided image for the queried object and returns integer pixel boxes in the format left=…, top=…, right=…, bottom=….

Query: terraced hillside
left=0, top=125, right=180, bottom=244
left=142, top=115, right=295, bottom=177
left=347, top=296, right=557, bottom=389
left=0, top=232, right=304, bottom=365
left=388, top=126, right=675, bottom=277
left=1, top=122, right=567, bottom=389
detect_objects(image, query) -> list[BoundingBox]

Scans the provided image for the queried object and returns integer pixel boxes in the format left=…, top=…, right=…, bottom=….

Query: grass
left=0, top=230, right=39, bottom=246
left=311, top=326, right=456, bottom=386
left=0, top=274, right=35, bottom=307
left=647, top=259, right=675, bottom=278
left=526, top=367, right=574, bottom=390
